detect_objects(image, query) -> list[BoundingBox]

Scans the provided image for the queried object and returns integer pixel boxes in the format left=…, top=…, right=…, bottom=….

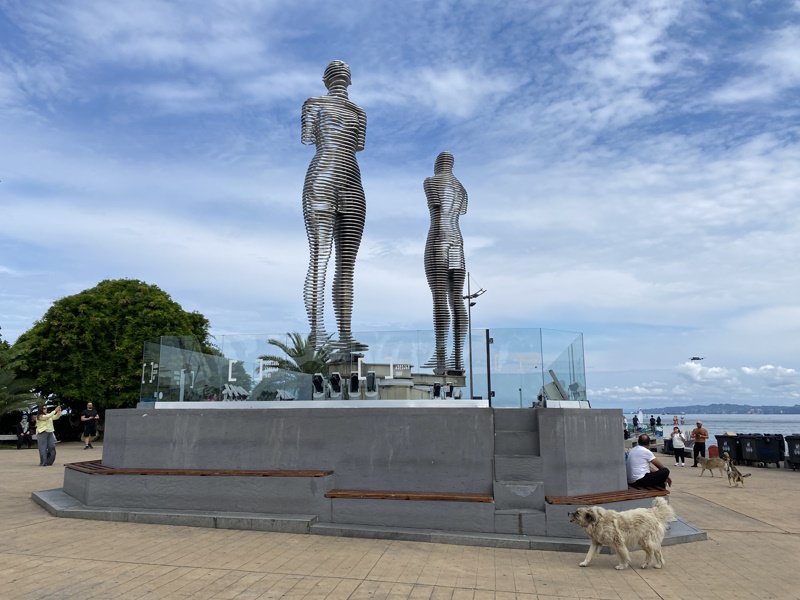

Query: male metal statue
left=301, top=60, right=367, bottom=352
left=423, top=152, right=468, bottom=375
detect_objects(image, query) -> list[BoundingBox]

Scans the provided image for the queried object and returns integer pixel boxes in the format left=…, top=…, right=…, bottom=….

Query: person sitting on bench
left=627, top=434, right=672, bottom=490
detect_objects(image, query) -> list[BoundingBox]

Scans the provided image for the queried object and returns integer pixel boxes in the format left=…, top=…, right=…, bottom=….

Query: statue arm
left=356, top=107, right=366, bottom=152
left=424, top=178, right=440, bottom=207
left=460, top=187, right=468, bottom=215
left=301, top=100, right=316, bottom=146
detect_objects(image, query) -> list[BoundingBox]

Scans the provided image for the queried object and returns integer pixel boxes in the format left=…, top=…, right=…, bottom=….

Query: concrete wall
left=102, top=408, right=495, bottom=493
left=538, top=408, right=627, bottom=497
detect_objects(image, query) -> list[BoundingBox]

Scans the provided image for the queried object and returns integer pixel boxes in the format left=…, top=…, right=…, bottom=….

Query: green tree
left=14, top=279, right=212, bottom=411
left=258, top=332, right=331, bottom=375
left=0, top=325, right=38, bottom=415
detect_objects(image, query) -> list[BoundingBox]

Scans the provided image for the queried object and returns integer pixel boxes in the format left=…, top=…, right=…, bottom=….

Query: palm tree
left=258, top=332, right=331, bottom=376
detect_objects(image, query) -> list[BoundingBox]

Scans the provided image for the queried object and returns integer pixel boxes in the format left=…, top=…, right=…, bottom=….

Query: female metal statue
left=424, top=152, right=468, bottom=374
left=301, top=60, right=367, bottom=352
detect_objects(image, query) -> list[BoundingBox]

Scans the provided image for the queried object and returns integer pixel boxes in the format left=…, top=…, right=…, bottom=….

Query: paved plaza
left=1, top=442, right=799, bottom=599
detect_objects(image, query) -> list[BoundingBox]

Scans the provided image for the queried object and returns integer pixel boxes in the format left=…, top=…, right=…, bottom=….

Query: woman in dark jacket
left=16, top=414, right=33, bottom=449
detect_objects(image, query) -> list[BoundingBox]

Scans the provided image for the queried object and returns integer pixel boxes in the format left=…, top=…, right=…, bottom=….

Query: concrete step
left=493, top=481, right=545, bottom=510
left=494, top=431, right=539, bottom=456
left=494, top=509, right=546, bottom=536
left=494, top=455, right=542, bottom=482
left=494, top=408, right=537, bottom=432
left=328, top=497, right=496, bottom=533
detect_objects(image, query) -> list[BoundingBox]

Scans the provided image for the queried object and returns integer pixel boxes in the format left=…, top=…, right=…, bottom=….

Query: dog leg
left=654, top=547, right=665, bottom=569
left=640, top=544, right=653, bottom=569
left=613, top=544, right=631, bottom=570
left=579, top=541, right=601, bottom=567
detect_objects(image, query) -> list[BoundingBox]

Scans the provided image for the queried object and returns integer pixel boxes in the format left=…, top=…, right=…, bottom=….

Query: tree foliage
left=0, top=325, right=38, bottom=415
left=258, top=332, right=331, bottom=376
left=14, top=279, right=212, bottom=411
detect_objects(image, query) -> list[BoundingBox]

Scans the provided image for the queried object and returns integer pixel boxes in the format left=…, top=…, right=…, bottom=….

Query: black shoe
left=84, top=445, right=90, bottom=450
left=88, top=443, right=93, bottom=449
left=691, top=465, right=697, bottom=467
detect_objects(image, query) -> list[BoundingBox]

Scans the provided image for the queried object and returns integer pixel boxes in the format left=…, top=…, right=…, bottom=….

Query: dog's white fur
left=568, top=498, right=675, bottom=570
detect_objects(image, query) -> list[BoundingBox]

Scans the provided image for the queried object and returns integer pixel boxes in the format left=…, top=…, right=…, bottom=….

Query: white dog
left=568, top=497, right=675, bottom=570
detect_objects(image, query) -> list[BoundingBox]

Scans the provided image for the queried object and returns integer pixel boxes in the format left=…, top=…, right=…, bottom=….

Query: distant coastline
left=635, top=403, right=800, bottom=415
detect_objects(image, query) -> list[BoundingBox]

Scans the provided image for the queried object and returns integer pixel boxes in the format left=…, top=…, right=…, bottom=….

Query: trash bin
left=786, top=435, right=800, bottom=470
left=708, top=445, right=719, bottom=458
left=739, top=434, right=760, bottom=464
left=664, top=438, right=673, bottom=454
left=715, top=434, right=741, bottom=463
left=756, top=434, right=784, bottom=468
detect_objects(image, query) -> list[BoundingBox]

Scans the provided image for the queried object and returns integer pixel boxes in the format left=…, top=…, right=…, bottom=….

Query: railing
left=141, top=328, right=586, bottom=407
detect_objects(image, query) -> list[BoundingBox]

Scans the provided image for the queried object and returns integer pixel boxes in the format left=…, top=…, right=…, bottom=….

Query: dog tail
left=651, top=497, right=676, bottom=524
left=742, top=473, right=751, bottom=478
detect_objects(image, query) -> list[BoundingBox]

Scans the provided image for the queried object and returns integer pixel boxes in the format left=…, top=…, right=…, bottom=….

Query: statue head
left=434, top=152, right=454, bottom=174
left=323, top=60, right=351, bottom=90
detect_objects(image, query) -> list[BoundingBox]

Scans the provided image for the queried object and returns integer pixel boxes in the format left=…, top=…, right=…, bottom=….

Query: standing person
left=81, top=402, right=100, bottom=450
left=632, top=414, right=639, bottom=431
left=627, top=434, right=672, bottom=490
left=656, top=415, right=662, bottom=427
left=673, top=415, right=679, bottom=426
left=649, top=415, right=656, bottom=434
left=622, top=415, right=628, bottom=431
left=690, top=420, right=709, bottom=467
left=670, top=426, right=687, bottom=466
left=35, top=404, right=62, bottom=466
left=16, top=414, right=33, bottom=449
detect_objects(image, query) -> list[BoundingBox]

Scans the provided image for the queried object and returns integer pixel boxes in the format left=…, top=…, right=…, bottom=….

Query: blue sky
left=1, top=0, right=799, bottom=408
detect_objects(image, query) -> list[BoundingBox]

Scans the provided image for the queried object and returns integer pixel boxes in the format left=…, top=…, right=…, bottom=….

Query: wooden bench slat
left=325, top=489, right=493, bottom=502
left=65, top=460, right=332, bottom=477
left=546, top=487, right=668, bottom=505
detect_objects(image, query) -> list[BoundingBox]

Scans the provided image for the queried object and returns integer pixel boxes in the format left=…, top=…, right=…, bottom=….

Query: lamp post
left=463, top=272, right=486, bottom=399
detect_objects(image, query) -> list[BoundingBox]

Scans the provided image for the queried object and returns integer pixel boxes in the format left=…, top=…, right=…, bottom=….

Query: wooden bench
left=65, top=460, right=332, bottom=477
left=546, top=486, right=668, bottom=506
left=325, top=489, right=493, bottom=502
left=0, top=434, right=37, bottom=442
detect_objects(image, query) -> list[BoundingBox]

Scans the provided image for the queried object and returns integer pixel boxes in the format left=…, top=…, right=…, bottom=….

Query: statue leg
left=332, top=191, right=365, bottom=348
left=448, top=268, right=467, bottom=372
left=425, top=257, right=449, bottom=375
left=303, top=204, right=334, bottom=349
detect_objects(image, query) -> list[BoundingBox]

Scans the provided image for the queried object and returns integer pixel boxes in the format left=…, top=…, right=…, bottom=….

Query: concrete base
left=33, top=488, right=706, bottom=550
left=329, top=497, right=496, bottom=532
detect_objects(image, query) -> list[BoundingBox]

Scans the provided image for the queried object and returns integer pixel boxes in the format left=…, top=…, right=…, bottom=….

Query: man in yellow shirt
left=35, top=404, right=62, bottom=466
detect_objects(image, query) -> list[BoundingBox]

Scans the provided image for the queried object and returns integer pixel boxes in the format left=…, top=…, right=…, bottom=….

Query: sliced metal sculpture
left=301, top=60, right=367, bottom=353
left=423, top=152, right=468, bottom=375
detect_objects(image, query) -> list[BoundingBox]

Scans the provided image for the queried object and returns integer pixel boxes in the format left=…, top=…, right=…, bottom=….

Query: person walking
left=16, top=414, right=33, bottom=449
left=35, top=404, right=62, bottom=466
left=627, top=434, right=672, bottom=490
left=690, top=420, right=709, bottom=467
left=81, top=402, right=100, bottom=449
left=670, top=426, right=687, bottom=466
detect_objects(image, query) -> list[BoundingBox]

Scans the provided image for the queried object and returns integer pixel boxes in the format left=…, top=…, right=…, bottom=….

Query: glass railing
left=140, top=328, right=586, bottom=407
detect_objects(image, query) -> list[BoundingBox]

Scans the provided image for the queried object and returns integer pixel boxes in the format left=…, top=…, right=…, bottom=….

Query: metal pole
left=467, top=273, right=474, bottom=399
left=485, top=329, right=492, bottom=405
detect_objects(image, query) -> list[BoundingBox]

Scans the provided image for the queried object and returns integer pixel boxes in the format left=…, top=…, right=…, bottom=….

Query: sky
left=1, top=0, right=799, bottom=409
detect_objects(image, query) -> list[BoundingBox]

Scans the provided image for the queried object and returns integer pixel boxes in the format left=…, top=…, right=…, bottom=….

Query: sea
left=640, top=413, right=800, bottom=449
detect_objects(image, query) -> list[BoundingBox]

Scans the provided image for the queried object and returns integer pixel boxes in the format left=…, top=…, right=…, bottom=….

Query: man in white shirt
left=627, top=434, right=672, bottom=490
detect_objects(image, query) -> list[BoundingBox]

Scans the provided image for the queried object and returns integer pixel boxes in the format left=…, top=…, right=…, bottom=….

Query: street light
left=463, top=272, right=486, bottom=399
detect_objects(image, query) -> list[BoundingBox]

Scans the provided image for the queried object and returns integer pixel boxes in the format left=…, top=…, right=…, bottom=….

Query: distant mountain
left=636, top=404, right=800, bottom=415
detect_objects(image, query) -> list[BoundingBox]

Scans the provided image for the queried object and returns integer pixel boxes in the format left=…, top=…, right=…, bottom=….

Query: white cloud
left=741, top=365, right=800, bottom=388
left=711, top=26, right=800, bottom=104
left=675, top=362, right=742, bottom=389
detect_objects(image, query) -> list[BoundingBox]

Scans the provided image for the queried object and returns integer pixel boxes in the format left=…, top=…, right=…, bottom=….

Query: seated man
left=627, top=434, right=672, bottom=490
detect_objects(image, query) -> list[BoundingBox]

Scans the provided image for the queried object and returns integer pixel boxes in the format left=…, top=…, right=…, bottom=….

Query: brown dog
left=696, top=456, right=727, bottom=477
left=568, top=498, right=675, bottom=570
left=722, top=452, right=751, bottom=487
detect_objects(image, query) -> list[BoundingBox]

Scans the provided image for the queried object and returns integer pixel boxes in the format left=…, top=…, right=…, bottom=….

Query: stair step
left=495, top=431, right=539, bottom=455
left=494, top=409, right=537, bottom=432
left=494, top=455, right=542, bottom=482
left=494, top=508, right=546, bottom=536
left=494, top=481, right=544, bottom=510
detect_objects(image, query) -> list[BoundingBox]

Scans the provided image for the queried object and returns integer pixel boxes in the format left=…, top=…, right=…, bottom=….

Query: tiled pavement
left=1, top=442, right=798, bottom=599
